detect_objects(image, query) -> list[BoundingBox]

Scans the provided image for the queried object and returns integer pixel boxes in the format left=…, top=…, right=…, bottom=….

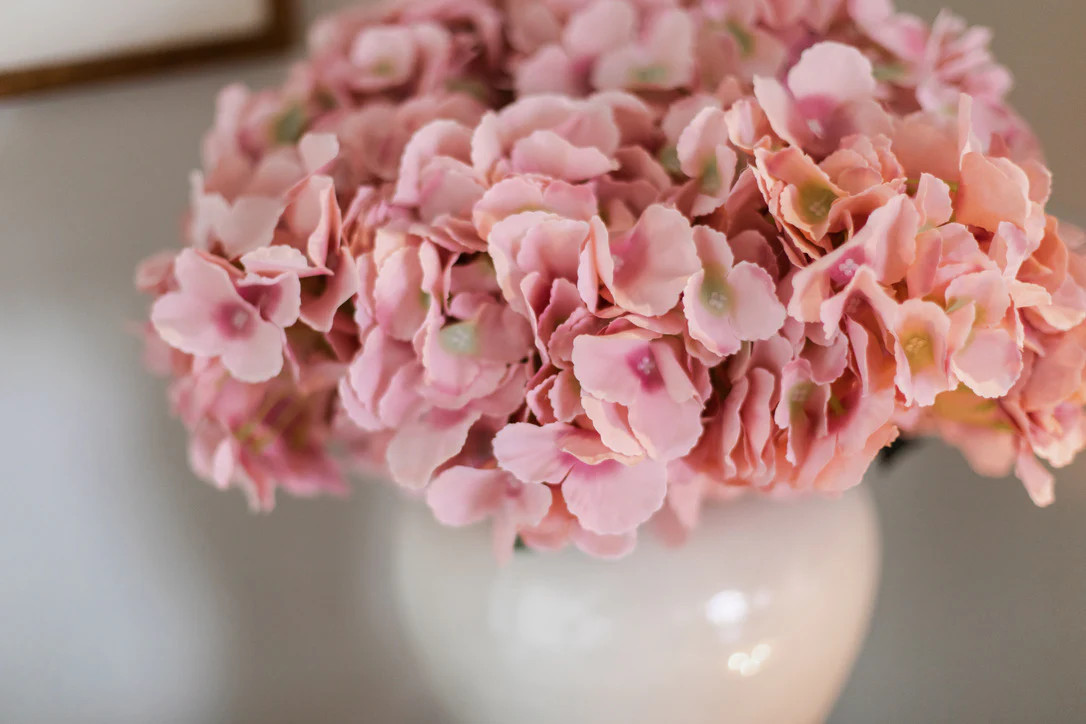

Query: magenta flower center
left=831, top=255, right=861, bottom=286
left=216, top=302, right=256, bottom=339
left=628, top=347, right=663, bottom=390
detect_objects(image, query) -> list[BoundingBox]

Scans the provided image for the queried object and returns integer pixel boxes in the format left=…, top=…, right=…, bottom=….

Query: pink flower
left=572, top=332, right=705, bottom=461
left=393, top=119, right=484, bottom=222
left=137, top=0, right=1086, bottom=547
left=346, top=23, right=453, bottom=94
left=486, top=211, right=599, bottom=317
left=754, top=41, right=885, bottom=154
left=472, top=95, right=621, bottom=182
left=955, top=151, right=1032, bottom=234
left=684, top=227, right=786, bottom=358
left=789, top=194, right=920, bottom=328
left=339, top=328, right=424, bottom=433
left=426, top=466, right=553, bottom=564
left=893, top=299, right=953, bottom=406
left=592, top=8, right=695, bottom=91
left=945, top=269, right=1022, bottom=398
left=593, top=204, right=700, bottom=316
left=518, top=491, right=638, bottom=559
left=753, top=146, right=846, bottom=255
left=676, top=108, right=739, bottom=217
left=386, top=408, right=482, bottom=489
left=494, top=422, right=667, bottom=535
left=152, top=250, right=298, bottom=382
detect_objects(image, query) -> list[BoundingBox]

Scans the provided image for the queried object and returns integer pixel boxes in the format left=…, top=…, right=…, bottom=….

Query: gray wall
left=0, top=1, right=1082, bottom=721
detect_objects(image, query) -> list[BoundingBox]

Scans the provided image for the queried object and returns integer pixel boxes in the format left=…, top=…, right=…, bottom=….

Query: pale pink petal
left=571, top=332, right=653, bottom=404
left=598, top=204, right=699, bottom=316
left=470, top=111, right=502, bottom=177
left=893, top=299, right=953, bottom=406
left=493, top=422, right=575, bottom=484
left=627, top=394, right=704, bottom=461
left=299, top=251, right=359, bottom=333
left=685, top=261, right=785, bottom=356
left=955, top=152, right=1031, bottom=233
left=752, top=76, right=809, bottom=149
left=510, top=130, right=618, bottom=181
left=643, top=9, right=696, bottom=88
left=240, top=245, right=309, bottom=274
left=237, top=272, right=301, bottom=328
left=571, top=528, right=637, bottom=559
left=676, top=107, right=734, bottom=182
left=426, top=467, right=507, bottom=526
left=220, top=319, right=284, bottom=383
left=151, top=250, right=237, bottom=356
left=945, top=269, right=1011, bottom=327
left=951, top=326, right=1022, bottom=398
left=787, top=42, right=876, bottom=114
left=856, top=194, right=919, bottom=285
left=562, top=0, right=636, bottom=57
left=1015, top=450, right=1054, bottom=507
left=914, top=173, right=954, bottom=228
left=394, top=120, right=474, bottom=207
left=581, top=396, right=644, bottom=457
left=374, top=245, right=437, bottom=340
left=151, top=293, right=221, bottom=358
left=297, top=132, right=339, bottom=174
left=505, top=482, right=554, bottom=528
left=349, top=26, right=417, bottom=91
left=217, top=196, right=285, bottom=258
left=548, top=369, right=584, bottom=422
left=387, top=409, right=481, bottom=489
left=563, top=458, right=668, bottom=535
left=515, top=45, right=579, bottom=96
left=684, top=269, right=741, bottom=357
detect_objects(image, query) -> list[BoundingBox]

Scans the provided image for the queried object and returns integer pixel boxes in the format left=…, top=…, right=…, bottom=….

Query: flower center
left=699, top=265, right=732, bottom=316
left=797, top=183, right=837, bottom=223
left=215, top=302, right=255, bottom=339
left=701, top=156, right=722, bottom=193
left=627, top=346, right=663, bottom=390
left=631, top=65, right=668, bottom=85
left=835, top=257, right=859, bottom=283
left=903, top=333, right=934, bottom=368
left=439, top=321, right=479, bottom=356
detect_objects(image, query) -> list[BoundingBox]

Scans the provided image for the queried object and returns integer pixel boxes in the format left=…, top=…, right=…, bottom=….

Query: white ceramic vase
left=392, top=488, right=879, bottom=724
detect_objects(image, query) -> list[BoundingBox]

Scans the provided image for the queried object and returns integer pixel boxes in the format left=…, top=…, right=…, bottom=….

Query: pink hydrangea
left=138, top=0, right=1086, bottom=560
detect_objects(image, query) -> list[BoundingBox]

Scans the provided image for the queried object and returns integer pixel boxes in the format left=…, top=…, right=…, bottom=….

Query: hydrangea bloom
left=137, top=0, right=1086, bottom=557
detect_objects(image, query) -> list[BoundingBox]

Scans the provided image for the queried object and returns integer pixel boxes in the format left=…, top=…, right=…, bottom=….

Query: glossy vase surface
left=392, top=487, right=880, bottom=724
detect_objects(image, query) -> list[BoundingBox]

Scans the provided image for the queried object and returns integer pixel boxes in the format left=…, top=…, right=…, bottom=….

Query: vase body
left=392, top=487, right=879, bottom=724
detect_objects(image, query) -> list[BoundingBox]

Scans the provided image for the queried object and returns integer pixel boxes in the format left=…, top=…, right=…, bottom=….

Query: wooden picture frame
left=0, top=0, right=293, bottom=98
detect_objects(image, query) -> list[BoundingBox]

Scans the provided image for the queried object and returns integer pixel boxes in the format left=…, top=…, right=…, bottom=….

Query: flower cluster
left=138, top=0, right=1086, bottom=561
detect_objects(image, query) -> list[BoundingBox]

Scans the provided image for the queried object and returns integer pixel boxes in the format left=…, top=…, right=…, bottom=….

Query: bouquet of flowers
left=137, top=0, right=1086, bottom=561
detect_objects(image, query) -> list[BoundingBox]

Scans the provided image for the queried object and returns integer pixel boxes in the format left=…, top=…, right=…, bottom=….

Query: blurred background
left=0, top=0, right=1083, bottom=721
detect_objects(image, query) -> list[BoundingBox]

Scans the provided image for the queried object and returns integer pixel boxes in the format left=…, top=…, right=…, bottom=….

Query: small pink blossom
left=684, top=227, right=785, bottom=358
left=594, top=204, right=700, bottom=316
left=676, top=108, right=738, bottom=217
left=138, top=0, right=1086, bottom=548
left=426, top=466, right=553, bottom=564
left=152, top=250, right=297, bottom=382
left=494, top=422, right=668, bottom=535
left=591, top=9, right=695, bottom=91
left=893, top=299, right=953, bottom=406
left=572, top=332, right=705, bottom=461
